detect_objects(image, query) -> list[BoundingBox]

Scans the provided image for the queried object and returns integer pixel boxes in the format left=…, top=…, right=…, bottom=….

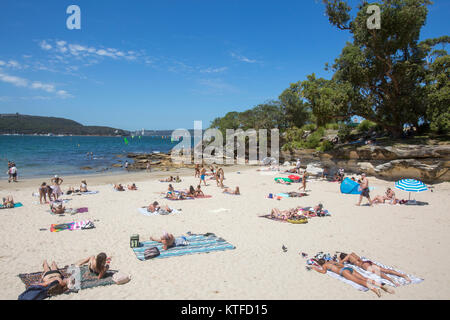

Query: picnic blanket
left=18, top=265, right=117, bottom=296
left=0, top=202, right=23, bottom=209
left=137, top=207, right=180, bottom=216
left=306, top=253, right=423, bottom=291
left=50, top=220, right=95, bottom=232
left=132, top=232, right=235, bottom=261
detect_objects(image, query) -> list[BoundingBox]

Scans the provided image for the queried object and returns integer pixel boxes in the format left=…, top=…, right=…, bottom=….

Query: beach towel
left=137, top=207, right=180, bottom=216
left=259, top=214, right=289, bottom=223
left=76, top=191, right=99, bottom=195
left=48, top=207, right=88, bottom=215
left=307, top=253, right=423, bottom=291
left=132, top=233, right=235, bottom=261
left=194, top=195, right=212, bottom=199
left=18, top=265, right=117, bottom=297
left=0, top=202, right=23, bottom=209
left=50, top=220, right=94, bottom=232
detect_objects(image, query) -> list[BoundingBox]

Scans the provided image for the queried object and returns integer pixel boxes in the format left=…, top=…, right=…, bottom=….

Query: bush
left=325, top=123, right=339, bottom=130
left=316, top=140, right=334, bottom=152
left=357, top=120, right=377, bottom=133
left=301, top=123, right=317, bottom=132
left=337, top=124, right=352, bottom=142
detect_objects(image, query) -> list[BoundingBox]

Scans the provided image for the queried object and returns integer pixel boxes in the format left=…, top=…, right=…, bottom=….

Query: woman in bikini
left=39, top=182, right=49, bottom=204
left=373, top=188, right=398, bottom=205
left=76, top=253, right=109, bottom=280
left=34, top=260, right=69, bottom=295
left=186, top=185, right=196, bottom=197
left=195, top=185, right=204, bottom=197
left=339, top=252, right=411, bottom=286
left=312, top=259, right=395, bottom=297
left=1, top=195, right=15, bottom=208
left=80, top=180, right=88, bottom=193
left=127, top=183, right=138, bottom=190
left=223, top=186, right=240, bottom=195
left=150, top=232, right=175, bottom=250
left=114, top=184, right=125, bottom=191
left=50, top=175, right=64, bottom=200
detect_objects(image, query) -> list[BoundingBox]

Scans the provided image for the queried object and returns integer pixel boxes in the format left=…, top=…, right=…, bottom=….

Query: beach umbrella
left=395, top=179, right=428, bottom=200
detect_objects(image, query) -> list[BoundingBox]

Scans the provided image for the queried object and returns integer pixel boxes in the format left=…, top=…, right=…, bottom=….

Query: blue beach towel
left=132, top=233, right=235, bottom=260
left=0, top=202, right=23, bottom=209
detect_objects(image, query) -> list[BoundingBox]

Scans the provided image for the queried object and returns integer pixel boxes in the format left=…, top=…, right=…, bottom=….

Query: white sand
left=1, top=166, right=449, bottom=300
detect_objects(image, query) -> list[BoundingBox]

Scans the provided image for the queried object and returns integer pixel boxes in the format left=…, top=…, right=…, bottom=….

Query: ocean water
left=0, top=135, right=181, bottom=178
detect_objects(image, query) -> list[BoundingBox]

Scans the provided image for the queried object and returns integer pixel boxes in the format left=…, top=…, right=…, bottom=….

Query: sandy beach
left=0, top=165, right=449, bottom=300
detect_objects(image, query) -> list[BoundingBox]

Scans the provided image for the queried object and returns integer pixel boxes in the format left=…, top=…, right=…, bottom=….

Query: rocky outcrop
left=281, top=144, right=450, bottom=183
left=124, top=152, right=196, bottom=171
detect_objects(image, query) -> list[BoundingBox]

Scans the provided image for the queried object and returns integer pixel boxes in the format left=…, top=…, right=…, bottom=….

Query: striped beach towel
left=132, top=233, right=235, bottom=261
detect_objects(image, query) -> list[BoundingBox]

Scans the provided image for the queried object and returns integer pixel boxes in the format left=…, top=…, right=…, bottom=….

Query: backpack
left=112, top=272, right=131, bottom=285
left=144, top=247, right=160, bottom=260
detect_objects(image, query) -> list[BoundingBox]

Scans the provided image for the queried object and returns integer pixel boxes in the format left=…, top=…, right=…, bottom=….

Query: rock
left=372, top=159, right=449, bottom=183
left=80, top=166, right=93, bottom=170
left=112, top=164, right=122, bottom=168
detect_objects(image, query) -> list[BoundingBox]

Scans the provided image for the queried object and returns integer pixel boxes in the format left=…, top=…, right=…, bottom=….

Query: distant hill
left=0, top=114, right=129, bottom=136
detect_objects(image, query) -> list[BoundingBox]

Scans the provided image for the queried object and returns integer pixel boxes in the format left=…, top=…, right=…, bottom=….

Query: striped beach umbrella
left=395, top=179, right=428, bottom=200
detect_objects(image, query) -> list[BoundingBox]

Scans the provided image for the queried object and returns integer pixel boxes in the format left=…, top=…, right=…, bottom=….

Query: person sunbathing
left=51, top=202, right=65, bottom=214
left=147, top=201, right=173, bottom=214
left=34, top=260, right=69, bottom=295
left=195, top=185, right=204, bottom=197
left=373, top=188, right=398, bottom=205
left=302, top=204, right=326, bottom=217
left=1, top=195, right=15, bottom=208
left=80, top=180, right=88, bottom=193
left=114, top=184, right=125, bottom=191
left=276, top=179, right=291, bottom=185
left=283, top=168, right=298, bottom=173
left=338, top=252, right=411, bottom=286
left=270, top=207, right=303, bottom=220
left=127, top=183, right=138, bottom=190
left=311, top=259, right=395, bottom=297
left=76, top=252, right=110, bottom=280
left=150, top=232, right=175, bottom=250
left=186, top=185, right=196, bottom=197
left=223, top=186, right=240, bottom=195
left=160, top=176, right=174, bottom=182
left=287, top=191, right=307, bottom=197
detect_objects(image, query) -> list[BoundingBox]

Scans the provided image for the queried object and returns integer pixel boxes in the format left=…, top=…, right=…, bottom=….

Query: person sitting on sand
left=373, top=188, right=398, bottom=205
left=33, top=260, right=69, bottom=295
left=1, top=195, right=15, bottom=208
left=127, top=183, right=138, bottom=190
left=338, top=252, right=411, bottom=286
left=80, top=180, right=88, bottom=193
left=195, top=185, right=204, bottom=197
left=150, top=232, right=175, bottom=250
left=186, top=185, right=196, bottom=197
left=114, top=184, right=125, bottom=191
left=166, top=184, right=176, bottom=198
left=51, top=202, right=65, bottom=214
left=311, top=259, right=395, bottom=298
left=223, top=186, right=240, bottom=195
left=76, top=252, right=110, bottom=280
left=175, top=176, right=181, bottom=183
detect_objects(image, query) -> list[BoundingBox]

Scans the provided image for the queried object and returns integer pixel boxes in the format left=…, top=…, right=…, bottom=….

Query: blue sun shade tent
left=340, top=177, right=361, bottom=194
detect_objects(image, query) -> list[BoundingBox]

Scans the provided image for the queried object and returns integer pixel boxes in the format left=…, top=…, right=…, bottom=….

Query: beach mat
left=50, top=220, right=95, bottom=232
left=0, top=202, right=23, bottom=209
left=132, top=233, right=235, bottom=261
left=137, top=207, right=180, bottom=216
left=308, top=255, right=423, bottom=291
left=18, top=265, right=117, bottom=296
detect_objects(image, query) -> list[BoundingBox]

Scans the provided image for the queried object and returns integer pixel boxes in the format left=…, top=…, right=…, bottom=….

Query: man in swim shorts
left=356, top=173, right=372, bottom=206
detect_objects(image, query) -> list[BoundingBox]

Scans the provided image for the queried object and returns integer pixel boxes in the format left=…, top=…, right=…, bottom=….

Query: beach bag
left=130, top=234, right=140, bottom=248
left=112, top=273, right=131, bottom=285
left=81, top=221, right=95, bottom=229
left=144, top=247, right=160, bottom=260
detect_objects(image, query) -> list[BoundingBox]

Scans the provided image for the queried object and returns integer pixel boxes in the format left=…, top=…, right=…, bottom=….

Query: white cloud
left=0, top=71, right=72, bottom=98
left=230, top=52, right=258, bottom=63
left=39, top=40, right=52, bottom=50
left=200, top=67, right=228, bottom=73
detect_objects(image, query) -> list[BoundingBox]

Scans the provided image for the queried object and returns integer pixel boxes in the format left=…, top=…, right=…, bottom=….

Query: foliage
left=357, top=120, right=377, bottom=133
left=337, top=123, right=353, bottom=142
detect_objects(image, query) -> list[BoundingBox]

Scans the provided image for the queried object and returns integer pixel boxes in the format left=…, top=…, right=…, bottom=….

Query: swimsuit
left=340, top=267, right=354, bottom=276
left=361, top=187, right=370, bottom=197
left=43, top=270, right=62, bottom=278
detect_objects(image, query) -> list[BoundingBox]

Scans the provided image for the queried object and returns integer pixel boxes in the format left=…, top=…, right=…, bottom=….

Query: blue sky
left=0, top=0, right=448, bottom=130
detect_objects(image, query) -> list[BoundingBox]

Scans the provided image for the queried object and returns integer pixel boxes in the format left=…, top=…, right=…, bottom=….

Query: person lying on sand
left=287, top=191, right=307, bottom=197
left=33, top=260, right=69, bottom=295
left=150, top=232, right=175, bottom=250
left=1, top=195, right=15, bottom=208
left=114, top=184, right=125, bottom=191
left=160, top=176, right=174, bottom=182
left=147, top=201, right=173, bottom=214
left=223, top=186, right=240, bottom=195
left=302, top=204, right=326, bottom=217
left=372, top=188, right=398, bottom=205
left=311, top=259, right=395, bottom=298
left=76, top=252, right=110, bottom=280
left=50, top=202, right=65, bottom=214
left=283, top=168, right=298, bottom=173
left=338, top=252, right=411, bottom=286
left=127, top=183, right=138, bottom=190
left=271, top=207, right=303, bottom=220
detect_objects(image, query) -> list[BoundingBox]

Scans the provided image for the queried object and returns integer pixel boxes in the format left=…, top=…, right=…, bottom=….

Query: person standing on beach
left=146, top=162, right=151, bottom=172
left=51, top=175, right=64, bottom=200
left=194, top=164, right=200, bottom=178
left=9, top=163, right=18, bottom=182
left=299, top=170, right=307, bottom=192
left=356, top=173, right=372, bottom=206
left=199, top=167, right=207, bottom=186
left=124, top=161, right=129, bottom=171
left=296, top=159, right=301, bottom=174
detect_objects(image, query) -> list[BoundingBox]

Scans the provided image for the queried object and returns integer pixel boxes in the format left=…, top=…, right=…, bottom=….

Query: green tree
left=278, top=83, right=310, bottom=128
left=323, top=0, right=433, bottom=137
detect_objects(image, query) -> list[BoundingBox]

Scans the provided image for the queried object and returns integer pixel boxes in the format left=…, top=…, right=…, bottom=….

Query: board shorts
left=361, top=187, right=370, bottom=198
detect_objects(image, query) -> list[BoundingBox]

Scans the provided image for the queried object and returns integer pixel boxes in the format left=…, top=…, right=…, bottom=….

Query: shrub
left=357, top=120, right=377, bottom=133
left=337, top=124, right=352, bottom=142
